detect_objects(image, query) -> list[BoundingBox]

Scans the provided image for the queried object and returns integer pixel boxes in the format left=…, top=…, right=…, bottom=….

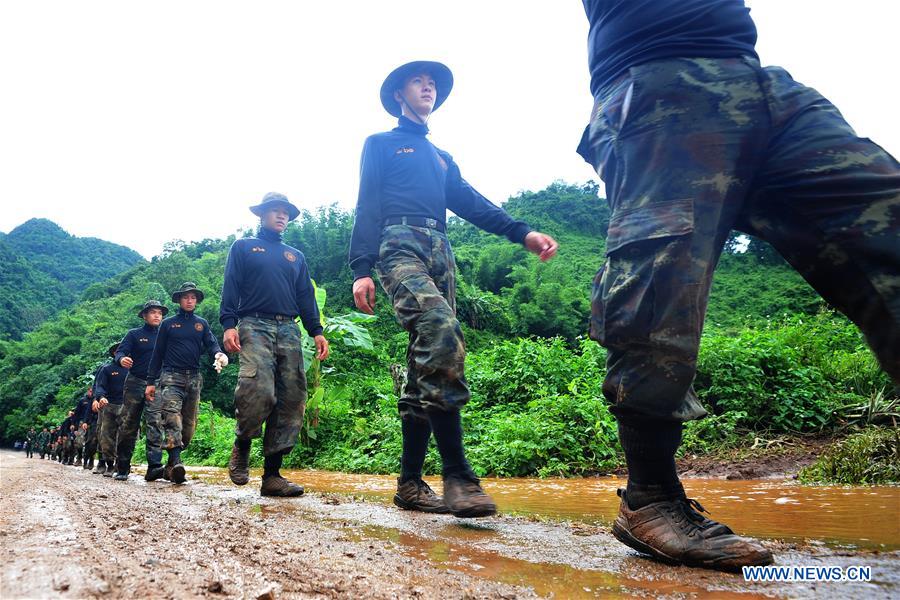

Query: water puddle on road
left=343, top=524, right=763, bottom=599
left=192, top=468, right=900, bottom=551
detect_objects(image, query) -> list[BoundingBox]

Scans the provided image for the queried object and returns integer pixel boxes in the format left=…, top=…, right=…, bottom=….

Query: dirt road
left=1, top=451, right=897, bottom=599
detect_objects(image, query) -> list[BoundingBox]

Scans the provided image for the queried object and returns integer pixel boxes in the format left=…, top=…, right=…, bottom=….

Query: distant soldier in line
left=349, top=61, right=558, bottom=517
left=64, top=424, right=77, bottom=465
left=37, top=427, right=50, bottom=459
left=113, top=300, right=167, bottom=481
left=220, top=193, right=330, bottom=497
left=58, top=411, right=76, bottom=465
left=576, top=0, right=898, bottom=571
left=25, top=428, right=35, bottom=458
left=94, top=343, right=129, bottom=477
left=74, top=422, right=88, bottom=467
left=82, top=385, right=101, bottom=471
left=145, top=282, right=227, bottom=484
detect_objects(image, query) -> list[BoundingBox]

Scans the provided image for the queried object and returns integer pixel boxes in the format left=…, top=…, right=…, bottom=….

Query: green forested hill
left=0, top=218, right=145, bottom=340
left=0, top=184, right=889, bottom=477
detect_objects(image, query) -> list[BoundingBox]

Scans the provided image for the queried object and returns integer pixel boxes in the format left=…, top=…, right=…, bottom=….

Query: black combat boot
left=93, top=460, right=106, bottom=475
left=114, top=460, right=130, bottom=481
left=145, top=450, right=164, bottom=481
left=102, top=459, right=115, bottom=477
left=168, top=448, right=186, bottom=484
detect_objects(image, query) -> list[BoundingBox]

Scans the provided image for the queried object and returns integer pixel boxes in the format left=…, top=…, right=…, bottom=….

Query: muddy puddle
left=191, top=467, right=900, bottom=551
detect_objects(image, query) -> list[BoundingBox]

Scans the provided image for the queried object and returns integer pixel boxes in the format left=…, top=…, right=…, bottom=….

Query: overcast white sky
left=1, top=1, right=897, bottom=259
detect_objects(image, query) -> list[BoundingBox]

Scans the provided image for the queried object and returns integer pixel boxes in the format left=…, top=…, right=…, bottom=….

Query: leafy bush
left=798, top=427, right=900, bottom=485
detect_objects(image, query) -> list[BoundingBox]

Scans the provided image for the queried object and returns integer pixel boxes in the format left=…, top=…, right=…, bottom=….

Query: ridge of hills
left=0, top=218, right=145, bottom=341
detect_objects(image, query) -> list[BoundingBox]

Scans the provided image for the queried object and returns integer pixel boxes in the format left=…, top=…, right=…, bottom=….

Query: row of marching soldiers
left=24, top=193, right=331, bottom=496
left=25, top=296, right=218, bottom=481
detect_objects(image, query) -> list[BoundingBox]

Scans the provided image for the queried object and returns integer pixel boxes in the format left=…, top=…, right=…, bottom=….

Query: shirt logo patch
left=111, top=371, right=119, bottom=376
left=171, top=323, right=182, bottom=329
left=396, top=147, right=415, bottom=154
left=194, top=323, right=203, bottom=332
left=251, top=246, right=267, bottom=253
left=284, top=251, right=296, bottom=262
left=139, top=338, right=149, bottom=343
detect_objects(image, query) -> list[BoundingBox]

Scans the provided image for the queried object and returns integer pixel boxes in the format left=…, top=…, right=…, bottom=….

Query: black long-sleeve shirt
left=348, top=117, right=531, bottom=280
left=583, top=0, right=758, bottom=96
left=219, top=227, right=324, bottom=334
left=94, top=362, right=129, bottom=404
left=114, top=323, right=160, bottom=380
left=147, top=309, right=222, bottom=382
left=73, top=394, right=93, bottom=425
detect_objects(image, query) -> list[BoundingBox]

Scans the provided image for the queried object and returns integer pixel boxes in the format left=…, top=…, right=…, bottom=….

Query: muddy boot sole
left=611, top=520, right=773, bottom=572
left=393, top=494, right=451, bottom=514
left=450, top=503, right=497, bottom=519
left=170, top=464, right=186, bottom=484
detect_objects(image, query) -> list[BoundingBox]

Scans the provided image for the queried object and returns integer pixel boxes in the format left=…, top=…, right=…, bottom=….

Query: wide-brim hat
left=108, top=342, right=119, bottom=358
left=380, top=60, right=453, bottom=118
left=138, top=300, right=169, bottom=318
left=250, top=192, right=300, bottom=221
left=171, top=281, right=205, bottom=304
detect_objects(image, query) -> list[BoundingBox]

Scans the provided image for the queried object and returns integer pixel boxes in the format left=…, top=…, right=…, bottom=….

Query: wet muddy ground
left=1, top=450, right=898, bottom=599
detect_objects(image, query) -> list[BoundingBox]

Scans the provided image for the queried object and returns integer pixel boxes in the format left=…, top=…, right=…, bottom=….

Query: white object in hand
left=214, top=352, right=229, bottom=373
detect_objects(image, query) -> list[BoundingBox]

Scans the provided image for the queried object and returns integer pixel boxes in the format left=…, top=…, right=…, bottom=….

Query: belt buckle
left=424, top=218, right=437, bottom=229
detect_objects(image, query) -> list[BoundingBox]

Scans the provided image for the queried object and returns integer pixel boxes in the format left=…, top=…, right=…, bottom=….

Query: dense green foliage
left=798, top=426, right=900, bottom=485
left=0, top=218, right=144, bottom=340
left=0, top=182, right=894, bottom=481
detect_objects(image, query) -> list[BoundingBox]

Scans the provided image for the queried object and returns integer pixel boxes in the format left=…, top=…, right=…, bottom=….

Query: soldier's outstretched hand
left=524, top=231, right=559, bottom=261
left=314, top=335, right=330, bottom=361
left=353, top=276, right=377, bottom=315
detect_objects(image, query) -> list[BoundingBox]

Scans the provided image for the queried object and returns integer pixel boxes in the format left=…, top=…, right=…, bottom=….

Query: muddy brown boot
left=260, top=476, right=304, bottom=497
left=394, top=478, right=450, bottom=513
left=228, top=444, right=250, bottom=486
left=611, top=489, right=773, bottom=572
left=442, top=474, right=497, bottom=518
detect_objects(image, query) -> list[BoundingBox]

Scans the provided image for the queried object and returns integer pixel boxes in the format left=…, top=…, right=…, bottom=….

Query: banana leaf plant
left=297, top=282, right=376, bottom=442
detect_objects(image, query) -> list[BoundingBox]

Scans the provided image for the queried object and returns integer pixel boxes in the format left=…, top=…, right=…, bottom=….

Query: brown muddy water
left=194, top=468, right=900, bottom=551
left=181, top=467, right=900, bottom=598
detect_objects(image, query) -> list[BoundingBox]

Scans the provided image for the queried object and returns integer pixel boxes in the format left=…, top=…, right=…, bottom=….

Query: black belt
left=161, top=367, right=199, bottom=375
left=383, top=216, right=445, bottom=233
left=246, top=312, right=296, bottom=322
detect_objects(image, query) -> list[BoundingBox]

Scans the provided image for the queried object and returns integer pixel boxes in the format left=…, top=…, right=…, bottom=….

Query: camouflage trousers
left=84, top=420, right=99, bottom=462
left=376, top=224, right=468, bottom=420
left=99, top=403, right=123, bottom=462
left=233, top=316, right=308, bottom=456
left=579, top=56, right=900, bottom=423
left=145, top=368, right=200, bottom=462
left=116, top=374, right=147, bottom=465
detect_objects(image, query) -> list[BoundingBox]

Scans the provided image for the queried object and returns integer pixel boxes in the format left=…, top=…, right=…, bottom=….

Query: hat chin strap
left=398, top=91, right=431, bottom=126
